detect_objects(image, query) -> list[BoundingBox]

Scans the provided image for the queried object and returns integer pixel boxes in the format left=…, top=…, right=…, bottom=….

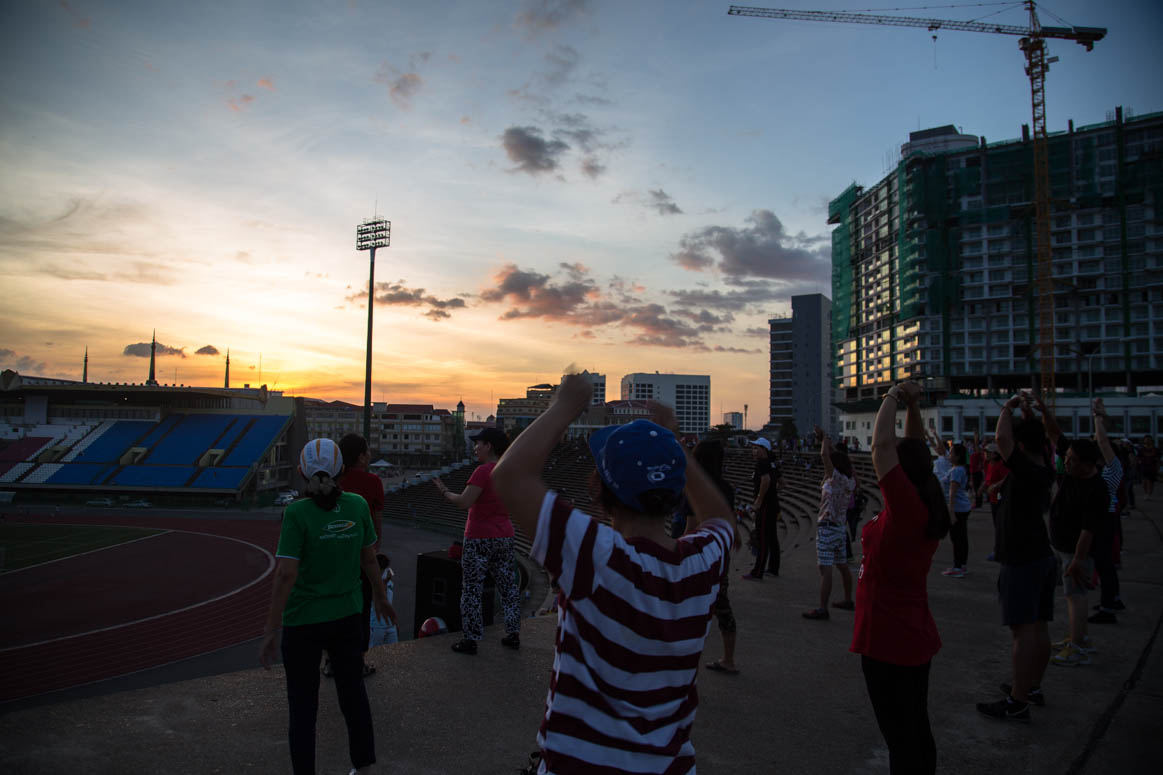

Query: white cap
left=749, top=437, right=772, bottom=451
left=300, top=438, right=343, bottom=478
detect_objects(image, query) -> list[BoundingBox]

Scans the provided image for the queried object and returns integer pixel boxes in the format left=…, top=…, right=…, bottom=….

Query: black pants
left=971, top=471, right=984, bottom=507
left=750, top=508, right=780, bottom=576
left=861, top=656, right=936, bottom=775
left=950, top=511, right=970, bottom=568
left=990, top=501, right=1000, bottom=556
left=282, top=613, right=376, bottom=775
left=360, top=575, right=373, bottom=653
left=1092, top=519, right=1121, bottom=609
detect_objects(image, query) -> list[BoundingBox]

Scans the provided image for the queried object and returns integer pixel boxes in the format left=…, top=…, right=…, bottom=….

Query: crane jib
left=725, top=6, right=1105, bottom=46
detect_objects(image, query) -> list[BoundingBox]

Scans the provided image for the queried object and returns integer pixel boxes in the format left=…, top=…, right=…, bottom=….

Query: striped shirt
left=530, top=491, right=733, bottom=775
left=1102, top=457, right=1123, bottom=513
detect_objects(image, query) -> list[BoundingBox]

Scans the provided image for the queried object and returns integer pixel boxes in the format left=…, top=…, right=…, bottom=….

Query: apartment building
left=620, top=373, right=710, bottom=434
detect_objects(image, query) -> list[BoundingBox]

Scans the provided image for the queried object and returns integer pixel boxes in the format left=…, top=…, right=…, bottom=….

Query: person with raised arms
left=492, top=372, right=736, bottom=775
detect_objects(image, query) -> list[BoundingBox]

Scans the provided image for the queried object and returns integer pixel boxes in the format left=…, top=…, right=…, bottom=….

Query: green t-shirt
left=276, top=491, right=375, bottom=627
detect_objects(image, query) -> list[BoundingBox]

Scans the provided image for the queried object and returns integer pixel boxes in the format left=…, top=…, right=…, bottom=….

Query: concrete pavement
left=1, top=496, right=1160, bottom=774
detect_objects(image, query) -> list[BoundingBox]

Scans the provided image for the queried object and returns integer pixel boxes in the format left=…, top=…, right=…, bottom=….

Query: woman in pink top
left=434, top=427, right=522, bottom=654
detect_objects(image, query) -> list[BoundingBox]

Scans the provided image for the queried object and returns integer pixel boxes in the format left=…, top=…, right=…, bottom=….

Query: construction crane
left=728, top=2, right=1105, bottom=402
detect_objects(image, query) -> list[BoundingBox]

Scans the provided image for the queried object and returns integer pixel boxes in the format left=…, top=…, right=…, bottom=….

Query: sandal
left=705, top=660, right=740, bottom=675
left=802, top=608, right=830, bottom=620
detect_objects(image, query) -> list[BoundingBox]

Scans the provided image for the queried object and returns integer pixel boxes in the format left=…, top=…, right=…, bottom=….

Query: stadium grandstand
left=0, top=369, right=307, bottom=506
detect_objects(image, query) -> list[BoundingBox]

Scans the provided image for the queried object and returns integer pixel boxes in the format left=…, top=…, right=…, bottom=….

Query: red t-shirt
left=464, top=462, right=514, bottom=540
left=339, top=468, right=384, bottom=546
left=983, top=460, right=1010, bottom=505
left=969, top=449, right=984, bottom=474
left=850, top=464, right=941, bottom=666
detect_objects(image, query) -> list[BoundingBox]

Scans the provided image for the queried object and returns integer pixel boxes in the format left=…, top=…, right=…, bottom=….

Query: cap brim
left=588, top=424, right=620, bottom=461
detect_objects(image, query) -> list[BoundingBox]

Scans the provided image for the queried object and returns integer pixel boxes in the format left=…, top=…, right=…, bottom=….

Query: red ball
left=418, top=616, right=447, bottom=638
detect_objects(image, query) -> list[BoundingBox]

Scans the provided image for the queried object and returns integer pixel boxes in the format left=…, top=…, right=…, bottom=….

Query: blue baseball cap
left=588, top=419, right=686, bottom=512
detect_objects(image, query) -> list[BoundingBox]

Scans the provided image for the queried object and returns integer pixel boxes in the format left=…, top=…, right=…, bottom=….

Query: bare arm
left=1035, top=395, right=1061, bottom=448
left=259, top=558, right=299, bottom=669
left=433, top=477, right=483, bottom=510
left=1092, top=398, right=1116, bottom=465
left=492, top=374, right=591, bottom=542
left=904, top=391, right=925, bottom=440
left=361, top=545, right=396, bottom=625
left=995, top=395, right=1021, bottom=461
left=871, top=387, right=903, bottom=480
left=816, top=426, right=833, bottom=479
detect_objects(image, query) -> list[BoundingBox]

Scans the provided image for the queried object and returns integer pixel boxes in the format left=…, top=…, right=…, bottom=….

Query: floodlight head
left=356, top=218, right=391, bottom=251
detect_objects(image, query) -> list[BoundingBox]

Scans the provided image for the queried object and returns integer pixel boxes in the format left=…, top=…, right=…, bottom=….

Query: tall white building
left=620, top=373, right=711, bottom=434
left=586, top=373, right=607, bottom=405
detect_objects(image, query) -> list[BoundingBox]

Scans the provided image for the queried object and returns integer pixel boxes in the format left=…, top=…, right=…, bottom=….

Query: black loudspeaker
left=413, top=550, right=494, bottom=638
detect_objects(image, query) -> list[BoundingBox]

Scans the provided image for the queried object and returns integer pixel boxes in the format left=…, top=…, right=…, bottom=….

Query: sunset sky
left=2, top=0, right=1160, bottom=426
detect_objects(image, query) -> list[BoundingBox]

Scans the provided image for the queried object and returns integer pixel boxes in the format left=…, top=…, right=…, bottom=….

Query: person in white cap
left=743, top=436, right=783, bottom=580
left=259, top=438, right=396, bottom=775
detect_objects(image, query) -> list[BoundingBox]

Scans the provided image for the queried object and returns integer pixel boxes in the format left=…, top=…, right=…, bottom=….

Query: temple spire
left=82, top=347, right=88, bottom=383
left=146, top=329, right=158, bottom=386
left=224, top=349, right=230, bottom=389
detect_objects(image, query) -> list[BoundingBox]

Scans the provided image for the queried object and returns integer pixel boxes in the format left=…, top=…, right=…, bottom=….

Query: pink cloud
left=227, top=94, right=256, bottom=112
left=258, top=77, right=275, bottom=91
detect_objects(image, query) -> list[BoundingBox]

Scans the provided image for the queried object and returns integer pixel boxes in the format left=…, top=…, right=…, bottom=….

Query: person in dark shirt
left=1046, top=432, right=1106, bottom=667
left=742, top=438, right=782, bottom=580
left=977, top=393, right=1057, bottom=723
left=338, top=433, right=386, bottom=676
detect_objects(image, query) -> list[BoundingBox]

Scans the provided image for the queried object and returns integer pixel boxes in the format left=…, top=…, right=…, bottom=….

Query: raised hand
left=553, top=372, right=594, bottom=417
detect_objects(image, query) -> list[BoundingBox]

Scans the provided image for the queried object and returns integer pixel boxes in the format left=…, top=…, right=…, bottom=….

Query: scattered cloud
left=345, top=281, right=465, bottom=322
left=227, top=94, right=255, bottom=112
left=257, top=77, right=275, bottom=91
left=58, top=1, right=91, bottom=29
left=667, top=282, right=787, bottom=312
left=123, top=341, right=186, bottom=358
left=460, top=116, right=472, bottom=125
left=671, top=209, right=830, bottom=284
left=673, top=308, right=734, bottom=332
left=375, top=55, right=431, bottom=109
left=542, top=45, right=581, bottom=86
left=713, top=345, right=762, bottom=354
left=501, top=126, right=569, bottom=175
left=744, top=326, right=769, bottom=337
left=0, top=348, right=47, bottom=374
left=648, top=189, right=682, bottom=216
left=514, top=0, right=590, bottom=35
left=480, top=263, right=596, bottom=320
left=195, top=345, right=220, bottom=356
left=613, top=188, right=683, bottom=216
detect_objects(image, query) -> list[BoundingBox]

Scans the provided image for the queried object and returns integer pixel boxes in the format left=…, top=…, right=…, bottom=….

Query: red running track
left=0, top=512, right=281, bottom=703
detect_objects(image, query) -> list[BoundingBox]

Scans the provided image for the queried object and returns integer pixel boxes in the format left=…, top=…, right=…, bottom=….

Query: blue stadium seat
left=222, top=416, right=289, bottom=467
left=46, top=463, right=115, bottom=485
left=112, top=465, right=199, bottom=488
left=135, top=414, right=183, bottom=449
left=147, top=415, right=236, bottom=465
left=191, top=467, right=250, bottom=489
left=73, top=421, right=155, bottom=463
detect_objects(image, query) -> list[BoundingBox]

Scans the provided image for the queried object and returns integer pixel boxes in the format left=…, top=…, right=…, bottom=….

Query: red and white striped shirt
left=530, top=491, right=733, bottom=775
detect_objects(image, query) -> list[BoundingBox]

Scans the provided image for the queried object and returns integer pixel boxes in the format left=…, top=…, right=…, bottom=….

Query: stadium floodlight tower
left=356, top=217, right=390, bottom=442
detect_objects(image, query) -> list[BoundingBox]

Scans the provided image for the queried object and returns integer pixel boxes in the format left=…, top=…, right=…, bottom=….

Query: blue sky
left=1, top=0, right=1160, bottom=425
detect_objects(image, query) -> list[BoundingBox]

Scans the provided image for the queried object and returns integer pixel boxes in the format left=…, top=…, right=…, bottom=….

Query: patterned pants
left=461, top=536, right=522, bottom=641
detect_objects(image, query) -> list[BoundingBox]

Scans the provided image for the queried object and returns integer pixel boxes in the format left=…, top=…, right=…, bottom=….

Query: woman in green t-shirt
left=260, top=438, right=396, bottom=775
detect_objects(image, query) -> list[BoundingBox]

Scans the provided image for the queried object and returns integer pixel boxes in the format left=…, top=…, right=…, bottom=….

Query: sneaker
left=1052, top=643, right=1092, bottom=667
left=1051, top=635, right=1095, bottom=652
left=1094, top=600, right=1126, bottom=612
left=999, top=683, right=1045, bottom=706
left=741, top=573, right=763, bottom=581
left=501, top=632, right=520, bottom=650
left=941, top=567, right=966, bottom=578
left=977, top=696, right=1030, bottom=722
left=451, top=637, right=478, bottom=655
left=1088, top=610, right=1118, bottom=625
left=802, top=608, right=830, bottom=620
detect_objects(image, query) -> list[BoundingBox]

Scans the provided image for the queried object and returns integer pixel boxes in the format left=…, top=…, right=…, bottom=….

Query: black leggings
left=861, top=656, right=936, bottom=775
left=950, top=511, right=970, bottom=568
left=282, top=613, right=375, bottom=775
left=750, top=508, right=780, bottom=576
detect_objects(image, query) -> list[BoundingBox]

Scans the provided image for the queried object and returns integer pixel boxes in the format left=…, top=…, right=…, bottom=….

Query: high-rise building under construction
left=829, top=107, right=1162, bottom=404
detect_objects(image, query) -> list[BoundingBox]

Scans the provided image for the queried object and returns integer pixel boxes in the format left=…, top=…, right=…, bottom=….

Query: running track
left=0, top=512, right=280, bottom=703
